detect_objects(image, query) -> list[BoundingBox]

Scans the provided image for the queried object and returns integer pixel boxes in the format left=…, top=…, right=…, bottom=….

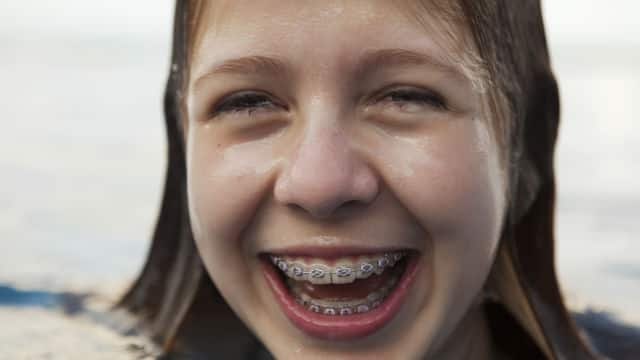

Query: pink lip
left=261, top=250, right=420, bottom=341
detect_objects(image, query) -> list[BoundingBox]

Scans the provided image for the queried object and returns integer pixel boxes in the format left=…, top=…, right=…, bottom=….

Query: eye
left=376, top=87, right=447, bottom=113
left=210, top=91, right=282, bottom=117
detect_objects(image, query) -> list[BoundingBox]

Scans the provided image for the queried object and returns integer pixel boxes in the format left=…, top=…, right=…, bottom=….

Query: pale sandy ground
left=0, top=308, right=150, bottom=360
left=0, top=289, right=159, bottom=360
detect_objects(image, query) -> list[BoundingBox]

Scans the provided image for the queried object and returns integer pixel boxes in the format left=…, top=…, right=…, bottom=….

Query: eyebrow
left=357, top=48, right=464, bottom=79
left=194, top=55, right=289, bottom=87
left=194, top=48, right=465, bottom=87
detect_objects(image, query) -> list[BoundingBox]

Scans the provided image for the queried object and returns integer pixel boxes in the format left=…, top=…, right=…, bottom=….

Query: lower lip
left=262, top=254, right=420, bottom=341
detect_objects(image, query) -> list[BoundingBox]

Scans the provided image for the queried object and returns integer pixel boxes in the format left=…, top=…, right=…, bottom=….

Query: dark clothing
left=575, top=310, right=640, bottom=360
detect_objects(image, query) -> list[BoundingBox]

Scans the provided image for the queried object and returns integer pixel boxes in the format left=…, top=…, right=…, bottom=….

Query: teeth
left=287, top=263, right=307, bottom=281
left=308, top=264, right=331, bottom=285
left=331, top=263, right=356, bottom=284
left=270, top=252, right=405, bottom=285
left=357, top=262, right=375, bottom=279
left=323, top=308, right=336, bottom=316
left=277, top=260, right=288, bottom=272
left=290, top=274, right=399, bottom=316
left=271, top=252, right=406, bottom=316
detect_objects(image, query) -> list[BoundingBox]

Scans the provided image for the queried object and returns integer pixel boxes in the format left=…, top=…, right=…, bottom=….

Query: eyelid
left=208, top=90, right=285, bottom=118
left=370, top=85, right=448, bottom=110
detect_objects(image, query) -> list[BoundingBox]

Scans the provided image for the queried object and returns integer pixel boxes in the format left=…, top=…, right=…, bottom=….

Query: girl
left=120, top=1, right=602, bottom=358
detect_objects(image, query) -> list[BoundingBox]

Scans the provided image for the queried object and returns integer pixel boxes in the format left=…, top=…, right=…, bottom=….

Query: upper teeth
left=270, top=252, right=405, bottom=285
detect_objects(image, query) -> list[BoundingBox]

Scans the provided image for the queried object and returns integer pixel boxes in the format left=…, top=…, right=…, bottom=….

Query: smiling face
left=184, top=0, right=507, bottom=358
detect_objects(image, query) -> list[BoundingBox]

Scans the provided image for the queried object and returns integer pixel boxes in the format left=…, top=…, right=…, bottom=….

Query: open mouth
left=261, top=249, right=420, bottom=340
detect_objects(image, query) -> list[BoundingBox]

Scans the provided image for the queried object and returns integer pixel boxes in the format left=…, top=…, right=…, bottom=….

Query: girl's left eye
left=376, top=87, right=448, bottom=112
left=210, top=91, right=280, bottom=117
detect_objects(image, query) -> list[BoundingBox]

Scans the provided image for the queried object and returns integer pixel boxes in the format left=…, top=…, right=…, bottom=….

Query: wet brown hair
left=118, top=1, right=601, bottom=358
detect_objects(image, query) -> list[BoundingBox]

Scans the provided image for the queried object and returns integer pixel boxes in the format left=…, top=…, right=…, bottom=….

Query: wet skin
left=184, top=1, right=506, bottom=359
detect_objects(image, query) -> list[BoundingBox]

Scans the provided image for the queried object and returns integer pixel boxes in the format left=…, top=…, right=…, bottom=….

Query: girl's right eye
left=210, top=91, right=282, bottom=117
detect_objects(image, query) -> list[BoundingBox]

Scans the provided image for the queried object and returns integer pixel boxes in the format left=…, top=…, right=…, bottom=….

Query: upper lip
left=261, top=245, right=417, bottom=259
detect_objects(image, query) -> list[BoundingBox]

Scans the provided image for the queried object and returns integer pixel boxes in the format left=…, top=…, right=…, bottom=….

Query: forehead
left=197, top=0, right=415, bottom=40
left=190, top=0, right=472, bottom=80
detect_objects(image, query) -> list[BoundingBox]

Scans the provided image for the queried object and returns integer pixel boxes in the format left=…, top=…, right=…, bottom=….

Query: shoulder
left=573, top=309, right=640, bottom=360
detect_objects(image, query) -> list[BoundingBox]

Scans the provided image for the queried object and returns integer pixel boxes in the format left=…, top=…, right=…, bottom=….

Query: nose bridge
left=297, top=122, right=352, bottom=189
left=275, top=118, right=378, bottom=218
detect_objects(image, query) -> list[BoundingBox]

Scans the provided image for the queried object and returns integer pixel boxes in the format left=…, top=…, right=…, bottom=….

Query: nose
left=274, top=124, right=379, bottom=219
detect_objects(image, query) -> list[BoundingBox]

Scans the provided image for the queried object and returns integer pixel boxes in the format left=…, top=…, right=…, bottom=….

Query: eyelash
left=209, top=91, right=281, bottom=117
left=375, top=87, right=447, bottom=111
left=209, top=87, right=447, bottom=117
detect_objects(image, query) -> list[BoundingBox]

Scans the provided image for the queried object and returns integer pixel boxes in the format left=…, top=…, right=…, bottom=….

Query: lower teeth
left=291, top=275, right=398, bottom=316
left=298, top=297, right=383, bottom=316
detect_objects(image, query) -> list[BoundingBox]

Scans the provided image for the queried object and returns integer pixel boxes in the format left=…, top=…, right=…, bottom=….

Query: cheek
left=185, top=128, right=285, bottom=317
left=186, top=129, right=280, bottom=261
left=381, top=122, right=505, bottom=237
left=378, top=120, right=505, bottom=295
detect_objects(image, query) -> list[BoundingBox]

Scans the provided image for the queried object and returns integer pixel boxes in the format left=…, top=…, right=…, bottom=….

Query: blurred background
left=0, top=0, right=638, bottom=355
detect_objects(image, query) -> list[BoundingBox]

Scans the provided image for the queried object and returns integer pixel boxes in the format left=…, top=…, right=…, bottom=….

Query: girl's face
left=185, top=1, right=506, bottom=358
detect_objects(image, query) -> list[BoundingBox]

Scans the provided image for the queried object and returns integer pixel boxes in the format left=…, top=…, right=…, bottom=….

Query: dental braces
left=297, top=298, right=383, bottom=316
left=271, top=252, right=405, bottom=279
left=292, top=275, right=398, bottom=316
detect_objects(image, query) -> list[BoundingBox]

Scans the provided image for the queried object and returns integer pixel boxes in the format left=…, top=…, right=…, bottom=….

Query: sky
left=1, top=0, right=639, bottom=46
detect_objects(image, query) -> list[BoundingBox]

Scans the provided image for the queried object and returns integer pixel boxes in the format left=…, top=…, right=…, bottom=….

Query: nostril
left=341, top=200, right=362, bottom=210
left=336, top=199, right=373, bottom=217
left=287, top=203, right=306, bottom=214
left=286, top=199, right=364, bottom=220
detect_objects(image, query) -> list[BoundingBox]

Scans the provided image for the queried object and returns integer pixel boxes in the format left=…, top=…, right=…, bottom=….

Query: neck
left=432, top=303, right=498, bottom=360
